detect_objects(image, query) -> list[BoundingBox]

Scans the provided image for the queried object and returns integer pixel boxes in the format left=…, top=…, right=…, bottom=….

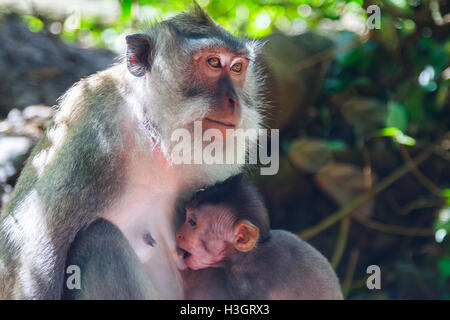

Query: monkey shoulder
left=63, top=218, right=158, bottom=300
left=260, top=230, right=343, bottom=300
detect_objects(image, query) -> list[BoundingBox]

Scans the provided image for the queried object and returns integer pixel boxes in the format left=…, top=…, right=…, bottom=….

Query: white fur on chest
left=103, top=188, right=176, bottom=261
left=103, top=181, right=183, bottom=299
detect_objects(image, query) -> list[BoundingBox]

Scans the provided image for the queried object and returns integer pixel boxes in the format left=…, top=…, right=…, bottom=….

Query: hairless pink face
left=176, top=204, right=234, bottom=270
left=176, top=202, right=260, bottom=270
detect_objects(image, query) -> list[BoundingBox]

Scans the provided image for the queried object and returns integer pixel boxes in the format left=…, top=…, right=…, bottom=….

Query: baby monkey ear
left=126, top=34, right=154, bottom=77
left=233, top=220, right=259, bottom=252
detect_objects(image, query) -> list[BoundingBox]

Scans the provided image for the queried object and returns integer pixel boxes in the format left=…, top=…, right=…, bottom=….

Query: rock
left=0, top=136, right=32, bottom=183
left=261, top=32, right=334, bottom=131
left=0, top=104, right=54, bottom=138
left=314, top=163, right=376, bottom=218
left=288, top=138, right=333, bottom=173
left=0, top=14, right=115, bottom=116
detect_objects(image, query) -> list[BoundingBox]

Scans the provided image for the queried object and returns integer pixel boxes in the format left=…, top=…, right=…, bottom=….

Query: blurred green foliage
left=22, top=0, right=367, bottom=47
left=125, top=0, right=365, bottom=37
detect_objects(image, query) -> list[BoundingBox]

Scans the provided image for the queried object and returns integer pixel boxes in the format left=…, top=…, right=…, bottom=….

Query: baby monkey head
left=125, top=3, right=264, bottom=160
left=176, top=174, right=270, bottom=270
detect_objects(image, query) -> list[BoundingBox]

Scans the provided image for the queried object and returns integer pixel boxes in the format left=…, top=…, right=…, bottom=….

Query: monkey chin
left=183, top=259, right=206, bottom=271
left=175, top=255, right=188, bottom=271
left=176, top=247, right=190, bottom=270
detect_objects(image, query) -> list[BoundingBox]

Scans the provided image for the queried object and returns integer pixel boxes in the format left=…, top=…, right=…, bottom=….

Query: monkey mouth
left=177, top=246, right=192, bottom=260
left=205, top=117, right=236, bottom=128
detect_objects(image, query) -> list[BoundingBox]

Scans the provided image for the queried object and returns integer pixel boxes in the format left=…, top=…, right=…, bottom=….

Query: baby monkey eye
left=231, top=63, right=242, bottom=73
left=188, top=217, right=197, bottom=227
left=207, top=57, right=221, bottom=68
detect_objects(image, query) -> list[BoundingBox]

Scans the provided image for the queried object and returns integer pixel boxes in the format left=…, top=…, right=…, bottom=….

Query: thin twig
left=408, top=254, right=436, bottom=299
left=342, top=249, right=359, bottom=298
left=353, top=215, right=434, bottom=237
left=349, top=277, right=371, bottom=291
left=399, top=198, right=445, bottom=215
left=331, top=217, right=351, bottom=269
left=298, top=149, right=432, bottom=240
left=399, top=145, right=444, bottom=198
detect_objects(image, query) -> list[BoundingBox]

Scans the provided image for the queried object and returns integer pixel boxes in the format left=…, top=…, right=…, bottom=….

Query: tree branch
left=331, top=217, right=351, bottom=269
left=353, top=215, right=434, bottom=237
left=298, top=149, right=432, bottom=240
left=399, top=145, right=444, bottom=198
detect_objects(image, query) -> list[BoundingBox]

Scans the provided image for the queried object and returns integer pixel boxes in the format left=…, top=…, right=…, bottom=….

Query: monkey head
left=124, top=4, right=265, bottom=174
left=176, top=204, right=260, bottom=270
left=176, top=174, right=270, bottom=270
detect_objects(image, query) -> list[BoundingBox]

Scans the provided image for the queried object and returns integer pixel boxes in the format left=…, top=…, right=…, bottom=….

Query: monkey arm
left=63, top=218, right=158, bottom=300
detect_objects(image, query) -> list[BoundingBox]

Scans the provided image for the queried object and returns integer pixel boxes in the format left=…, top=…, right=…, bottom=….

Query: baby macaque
left=176, top=174, right=343, bottom=300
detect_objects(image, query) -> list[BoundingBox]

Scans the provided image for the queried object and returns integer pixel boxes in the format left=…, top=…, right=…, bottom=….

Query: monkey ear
left=126, top=34, right=154, bottom=77
left=233, top=220, right=259, bottom=252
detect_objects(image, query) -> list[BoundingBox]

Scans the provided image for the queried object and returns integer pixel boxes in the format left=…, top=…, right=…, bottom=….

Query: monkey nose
left=176, top=232, right=183, bottom=240
left=228, top=96, right=240, bottom=109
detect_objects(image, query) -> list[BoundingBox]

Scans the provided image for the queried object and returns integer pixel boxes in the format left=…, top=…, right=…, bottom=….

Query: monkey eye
left=207, top=57, right=221, bottom=68
left=188, top=217, right=197, bottom=227
left=231, top=63, right=242, bottom=73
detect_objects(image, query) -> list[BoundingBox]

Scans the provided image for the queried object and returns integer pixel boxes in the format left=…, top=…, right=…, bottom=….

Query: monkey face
left=189, top=48, right=249, bottom=139
left=176, top=205, right=234, bottom=270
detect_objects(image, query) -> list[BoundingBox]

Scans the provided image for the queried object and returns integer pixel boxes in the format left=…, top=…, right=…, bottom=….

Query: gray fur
left=0, top=75, right=126, bottom=299
left=227, top=230, right=343, bottom=300
left=63, top=219, right=157, bottom=300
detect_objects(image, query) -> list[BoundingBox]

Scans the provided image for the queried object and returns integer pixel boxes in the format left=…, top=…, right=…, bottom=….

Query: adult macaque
left=0, top=4, right=264, bottom=299
left=176, top=174, right=343, bottom=300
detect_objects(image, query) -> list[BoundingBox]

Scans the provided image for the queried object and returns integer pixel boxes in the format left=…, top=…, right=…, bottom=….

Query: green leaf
left=444, top=189, right=450, bottom=203
left=386, top=101, right=408, bottom=132
left=377, top=127, right=399, bottom=137
left=376, top=127, right=416, bottom=146
left=22, top=15, right=44, bottom=33
left=438, top=257, right=450, bottom=280
left=120, top=0, right=133, bottom=22
left=327, top=140, right=348, bottom=151
left=393, top=132, right=416, bottom=146
left=442, top=189, right=450, bottom=206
